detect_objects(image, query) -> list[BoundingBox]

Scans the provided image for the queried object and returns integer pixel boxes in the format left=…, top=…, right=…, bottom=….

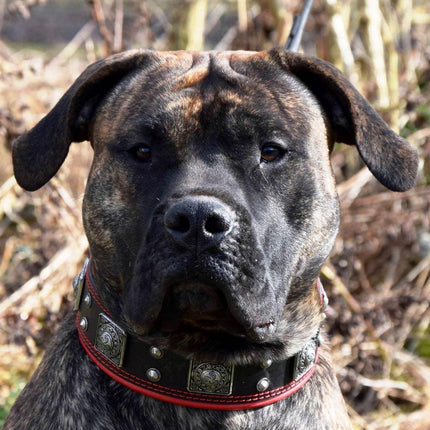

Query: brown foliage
left=1, top=1, right=430, bottom=428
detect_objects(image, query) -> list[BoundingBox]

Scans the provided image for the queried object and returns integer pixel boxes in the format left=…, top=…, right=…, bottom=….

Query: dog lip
left=248, top=320, right=277, bottom=342
left=165, top=281, right=228, bottom=311
left=152, top=313, right=248, bottom=339
left=181, top=318, right=247, bottom=337
left=151, top=280, right=253, bottom=338
left=256, top=320, right=275, bottom=329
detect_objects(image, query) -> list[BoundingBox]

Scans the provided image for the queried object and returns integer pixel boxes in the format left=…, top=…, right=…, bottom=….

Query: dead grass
left=1, top=1, right=430, bottom=428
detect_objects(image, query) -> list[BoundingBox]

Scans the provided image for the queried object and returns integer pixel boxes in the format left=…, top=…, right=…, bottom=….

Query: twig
left=49, top=177, right=81, bottom=221
left=237, top=0, right=247, bottom=33
left=0, top=0, right=6, bottom=33
left=345, top=186, right=430, bottom=208
left=6, top=0, right=47, bottom=19
left=406, top=127, right=430, bottom=143
left=397, top=254, right=430, bottom=286
left=0, top=236, right=87, bottom=317
left=361, top=0, right=390, bottom=108
left=113, top=0, right=123, bottom=53
left=88, top=0, right=113, bottom=56
left=322, top=263, right=393, bottom=375
left=205, top=3, right=226, bottom=36
left=185, top=0, right=207, bottom=50
left=326, top=0, right=356, bottom=79
left=321, top=263, right=362, bottom=313
left=48, top=21, right=96, bottom=67
left=214, top=27, right=238, bottom=51
left=0, top=176, right=17, bottom=199
left=357, top=375, right=423, bottom=404
left=381, top=246, right=401, bottom=293
left=337, top=167, right=373, bottom=207
left=0, top=237, right=16, bottom=277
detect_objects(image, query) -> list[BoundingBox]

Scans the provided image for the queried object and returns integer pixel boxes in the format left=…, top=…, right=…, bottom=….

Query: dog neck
left=74, top=258, right=324, bottom=411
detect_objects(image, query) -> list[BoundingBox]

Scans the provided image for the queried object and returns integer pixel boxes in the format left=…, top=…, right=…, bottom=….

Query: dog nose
left=164, top=197, right=234, bottom=252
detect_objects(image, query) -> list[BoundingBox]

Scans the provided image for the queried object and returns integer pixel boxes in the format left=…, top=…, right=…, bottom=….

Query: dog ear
left=269, top=48, right=418, bottom=192
left=12, top=50, right=157, bottom=191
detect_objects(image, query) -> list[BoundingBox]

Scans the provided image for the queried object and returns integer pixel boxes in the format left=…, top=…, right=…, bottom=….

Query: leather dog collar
left=74, top=259, right=321, bottom=410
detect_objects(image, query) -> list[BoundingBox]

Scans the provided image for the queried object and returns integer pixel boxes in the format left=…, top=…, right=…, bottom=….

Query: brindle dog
left=4, top=48, right=418, bottom=430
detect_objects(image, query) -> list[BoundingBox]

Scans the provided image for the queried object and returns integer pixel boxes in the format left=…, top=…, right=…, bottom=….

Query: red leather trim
left=77, top=313, right=317, bottom=411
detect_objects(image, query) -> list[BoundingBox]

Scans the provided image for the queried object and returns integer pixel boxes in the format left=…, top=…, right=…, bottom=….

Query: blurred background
left=0, top=0, right=429, bottom=428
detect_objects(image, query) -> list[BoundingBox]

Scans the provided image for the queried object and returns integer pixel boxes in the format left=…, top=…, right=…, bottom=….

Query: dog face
left=84, top=52, right=340, bottom=355
left=12, top=49, right=418, bottom=363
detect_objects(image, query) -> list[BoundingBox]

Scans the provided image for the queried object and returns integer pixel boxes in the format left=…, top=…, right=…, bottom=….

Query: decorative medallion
left=293, top=337, right=318, bottom=381
left=188, top=361, right=234, bottom=395
left=95, top=313, right=127, bottom=367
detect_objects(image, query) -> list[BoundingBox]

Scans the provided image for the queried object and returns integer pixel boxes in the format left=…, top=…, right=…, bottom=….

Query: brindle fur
left=5, top=48, right=418, bottom=429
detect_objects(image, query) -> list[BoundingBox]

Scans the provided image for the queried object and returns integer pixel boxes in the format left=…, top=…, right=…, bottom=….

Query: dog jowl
left=5, top=48, right=418, bottom=430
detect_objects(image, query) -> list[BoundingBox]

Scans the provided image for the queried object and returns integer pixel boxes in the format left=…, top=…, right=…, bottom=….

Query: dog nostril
left=205, top=215, right=230, bottom=235
left=170, top=214, right=190, bottom=233
left=165, top=208, right=191, bottom=233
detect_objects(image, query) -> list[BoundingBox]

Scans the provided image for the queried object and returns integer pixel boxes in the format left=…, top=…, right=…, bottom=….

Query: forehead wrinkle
left=173, top=54, right=210, bottom=90
left=210, top=53, right=252, bottom=87
left=171, top=51, right=256, bottom=93
left=95, top=50, right=315, bottom=151
left=114, top=51, right=256, bottom=121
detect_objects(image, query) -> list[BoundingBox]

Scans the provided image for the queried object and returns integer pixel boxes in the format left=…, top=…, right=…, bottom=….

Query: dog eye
left=260, top=144, right=285, bottom=163
left=130, top=145, right=151, bottom=162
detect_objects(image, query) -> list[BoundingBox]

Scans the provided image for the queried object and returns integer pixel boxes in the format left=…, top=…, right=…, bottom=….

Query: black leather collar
left=74, top=259, right=322, bottom=410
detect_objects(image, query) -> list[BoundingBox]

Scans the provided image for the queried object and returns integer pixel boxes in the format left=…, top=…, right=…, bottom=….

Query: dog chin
left=124, top=302, right=285, bottom=365
left=137, top=322, right=286, bottom=365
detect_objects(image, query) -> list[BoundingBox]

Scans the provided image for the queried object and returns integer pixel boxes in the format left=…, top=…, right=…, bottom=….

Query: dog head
left=13, top=48, right=418, bottom=363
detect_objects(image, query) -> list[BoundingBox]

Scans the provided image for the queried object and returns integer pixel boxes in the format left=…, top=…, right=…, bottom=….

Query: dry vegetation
left=0, top=0, right=430, bottom=428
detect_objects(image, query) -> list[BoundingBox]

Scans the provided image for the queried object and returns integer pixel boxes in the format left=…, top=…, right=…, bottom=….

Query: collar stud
left=256, top=377, right=270, bottom=392
left=83, top=293, right=92, bottom=308
left=146, top=368, right=161, bottom=382
left=79, top=317, right=88, bottom=332
left=261, top=359, right=273, bottom=368
left=150, top=346, right=163, bottom=359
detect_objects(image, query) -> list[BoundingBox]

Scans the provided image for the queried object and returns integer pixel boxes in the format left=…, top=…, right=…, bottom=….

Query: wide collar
left=74, top=259, right=322, bottom=411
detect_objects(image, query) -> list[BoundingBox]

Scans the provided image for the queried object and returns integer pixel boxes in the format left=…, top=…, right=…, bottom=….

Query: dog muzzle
left=74, top=259, right=323, bottom=411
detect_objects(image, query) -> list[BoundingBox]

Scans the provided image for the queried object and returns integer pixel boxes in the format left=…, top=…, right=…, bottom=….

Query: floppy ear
left=12, top=50, right=158, bottom=191
left=269, top=48, right=418, bottom=192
